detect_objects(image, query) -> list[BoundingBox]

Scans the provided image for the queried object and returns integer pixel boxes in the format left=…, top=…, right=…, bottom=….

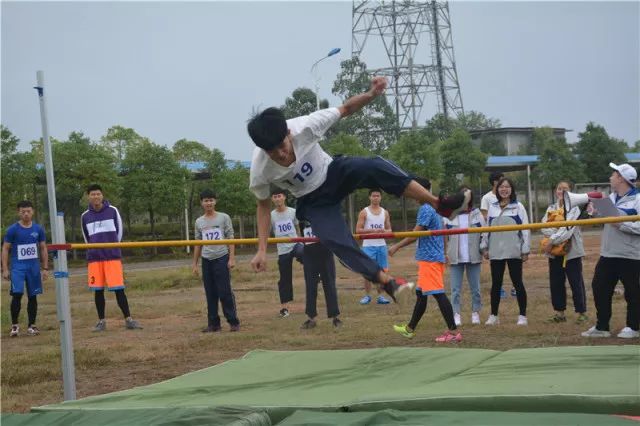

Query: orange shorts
left=88, top=260, right=125, bottom=291
left=416, top=261, right=445, bottom=295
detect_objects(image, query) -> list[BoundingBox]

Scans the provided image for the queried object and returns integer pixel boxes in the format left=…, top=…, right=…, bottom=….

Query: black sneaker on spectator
left=300, top=319, right=316, bottom=330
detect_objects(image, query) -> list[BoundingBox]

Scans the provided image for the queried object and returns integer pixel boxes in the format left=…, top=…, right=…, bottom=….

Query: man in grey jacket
left=582, top=163, right=640, bottom=339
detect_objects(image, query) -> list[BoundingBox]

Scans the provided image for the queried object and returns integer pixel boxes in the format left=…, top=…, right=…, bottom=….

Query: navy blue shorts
left=296, top=155, right=412, bottom=282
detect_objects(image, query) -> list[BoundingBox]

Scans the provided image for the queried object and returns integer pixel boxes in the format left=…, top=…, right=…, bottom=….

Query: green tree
left=322, top=133, right=370, bottom=157
left=425, top=111, right=500, bottom=142
left=172, top=139, right=227, bottom=226
left=281, top=87, right=328, bottom=119
left=387, top=130, right=442, bottom=181
left=172, top=139, right=213, bottom=162
left=632, top=140, right=640, bottom=152
left=456, top=111, right=501, bottom=132
left=424, top=113, right=457, bottom=141
left=331, top=57, right=397, bottom=153
left=1, top=126, right=39, bottom=228
left=49, top=132, right=119, bottom=244
left=1, top=125, right=19, bottom=157
left=574, top=122, right=627, bottom=182
left=479, top=135, right=507, bottom=156
left=532, top=127, right=585, bottom=189
left=207, top=148, right=227, bottom=178
left=440, top=129, right=487, bottom=192
left=101, top=125, right=147, bottom=162
left=214, top=163, right=254, bottom=238
left=121, top=140, right=188, bottom=249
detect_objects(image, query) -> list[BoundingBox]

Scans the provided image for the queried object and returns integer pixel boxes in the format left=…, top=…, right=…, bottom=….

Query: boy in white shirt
left=356, top=189, right=392, bottom=305
left=270, top=189, right=303, bottom=318
left=247, top=76, right=471, bottom=300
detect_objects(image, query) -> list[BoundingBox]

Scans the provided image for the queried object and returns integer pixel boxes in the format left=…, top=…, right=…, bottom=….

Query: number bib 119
left=303, top=227, right=316, bottom=238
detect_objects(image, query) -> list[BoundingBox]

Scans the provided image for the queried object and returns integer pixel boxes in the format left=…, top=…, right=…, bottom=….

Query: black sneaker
left=382, top=279, right=400, bottom=303
left=230, top=324, right=240, bottom=332
left=300, top=319, right=316, bottom=329
left=332, top=317, right=343, bottom=328
left=436, top=189, right=472, bottom=220
left=279, top=308, right=290, bottom=318
left=202, top=325, right=222, bottom=333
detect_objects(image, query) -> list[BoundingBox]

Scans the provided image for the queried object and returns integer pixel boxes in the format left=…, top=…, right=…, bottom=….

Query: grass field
left=1, top=232, right=636, bottom=413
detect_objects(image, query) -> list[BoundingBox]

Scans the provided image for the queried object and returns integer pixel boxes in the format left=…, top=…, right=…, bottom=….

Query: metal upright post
left=526, top=164, right=534, bottom=222
left=35, top=71, right=76, bottom=400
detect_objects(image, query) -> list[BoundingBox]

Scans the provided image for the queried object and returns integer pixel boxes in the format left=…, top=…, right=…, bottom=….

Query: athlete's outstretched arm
left=250, top=198, right=272, bottom=272
left=338, top=76, right=387, bottom=118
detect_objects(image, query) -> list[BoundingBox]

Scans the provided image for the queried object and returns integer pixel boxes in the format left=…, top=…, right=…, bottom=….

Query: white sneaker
left=581, top=326, right=611, bottom=338
left=517, top=315, right=528, bottom=326
left=9, top=325, right=19, bottom=337
left=485, top=315, right=499, bottom=325
left=617, top=327, right=640, bottom=339
left=454, top=313, right=462, bottom=326
left=471, top=312, right=480, bottom=325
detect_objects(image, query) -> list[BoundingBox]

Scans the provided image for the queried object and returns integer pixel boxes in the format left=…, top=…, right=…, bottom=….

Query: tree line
left=2, top=58, right=638, bottom=242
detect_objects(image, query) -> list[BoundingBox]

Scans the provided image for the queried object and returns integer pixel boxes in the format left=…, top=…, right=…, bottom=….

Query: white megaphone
left=563, top=190, right=604, bottom=211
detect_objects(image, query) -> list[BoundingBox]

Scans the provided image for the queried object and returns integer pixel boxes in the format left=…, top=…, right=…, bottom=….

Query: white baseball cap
left=609, top=162, right=638, bottom=186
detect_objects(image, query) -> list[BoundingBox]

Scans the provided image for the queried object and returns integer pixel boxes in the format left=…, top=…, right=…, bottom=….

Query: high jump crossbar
left=48, top=215, right=639, bottom=250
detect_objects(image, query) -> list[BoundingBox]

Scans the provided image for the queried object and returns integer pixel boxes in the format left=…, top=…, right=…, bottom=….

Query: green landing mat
left=10, top=345, right=638, bottom=425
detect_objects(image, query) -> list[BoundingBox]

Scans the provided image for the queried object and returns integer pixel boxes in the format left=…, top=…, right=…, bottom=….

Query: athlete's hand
left=522, top=254, right=529, bottom=262
left=192, top=264, right=199, bottom=276
left=482, top=250, right=489, bottom=260
left=2, top=269, right=9, bottom=280
left=388, top=244, right=399, bottom=257
left=251, top=251, right=268, bottom=272
left=228, top=256, right=236, bottom=270
left=370, top=76, right=387, bottom=96
left=41, top=269, right=49, bottom=281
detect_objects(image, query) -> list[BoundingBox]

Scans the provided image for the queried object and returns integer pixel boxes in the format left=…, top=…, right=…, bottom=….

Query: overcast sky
left=2, top=1, right=638, bottom=161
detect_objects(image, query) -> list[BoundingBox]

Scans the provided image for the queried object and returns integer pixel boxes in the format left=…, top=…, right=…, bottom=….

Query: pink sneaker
left=435, top=330, right=462, bottom=343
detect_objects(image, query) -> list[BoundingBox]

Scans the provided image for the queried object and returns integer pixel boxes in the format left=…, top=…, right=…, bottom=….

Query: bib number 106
left=278, top=222, right=293, bottom=233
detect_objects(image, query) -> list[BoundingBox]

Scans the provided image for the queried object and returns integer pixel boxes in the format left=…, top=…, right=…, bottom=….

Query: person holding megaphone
left=540, top=181, right=588, bottom=325
left=581, top=163, right=640, bottom=339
